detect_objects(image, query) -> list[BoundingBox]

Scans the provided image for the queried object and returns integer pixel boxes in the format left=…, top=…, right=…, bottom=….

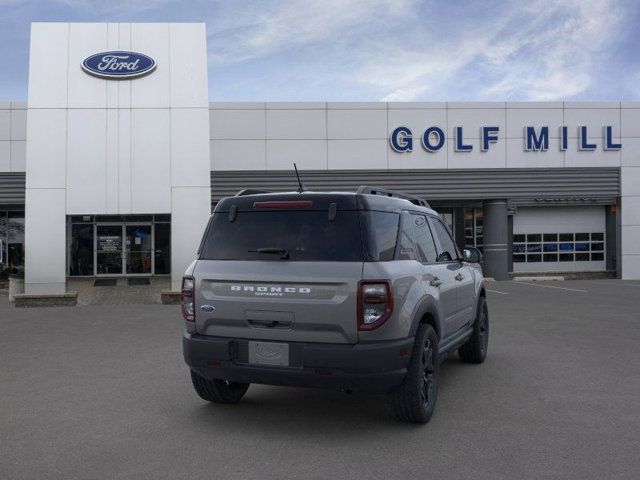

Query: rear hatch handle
left=246, top=310, right=295, bottom=330
left=247, top=319, right=293, bottom=329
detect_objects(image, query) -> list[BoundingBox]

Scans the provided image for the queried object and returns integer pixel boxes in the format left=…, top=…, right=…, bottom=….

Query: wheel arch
left=409, top=296, right=442, bottom=341
left=476, top=285, right=487, bottom=317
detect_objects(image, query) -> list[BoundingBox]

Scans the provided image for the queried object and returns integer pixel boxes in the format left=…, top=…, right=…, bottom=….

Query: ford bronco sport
left=182, top=186, right=488, bottom=423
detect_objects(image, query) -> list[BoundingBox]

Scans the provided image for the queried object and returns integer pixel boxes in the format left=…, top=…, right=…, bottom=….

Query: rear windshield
left=200, top=210, right=364, bottom=261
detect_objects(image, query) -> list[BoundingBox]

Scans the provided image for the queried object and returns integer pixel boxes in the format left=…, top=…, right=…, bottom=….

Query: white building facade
left=23, top=22, right=210, bottom=293
left=0, top=22, right=639, bottom=294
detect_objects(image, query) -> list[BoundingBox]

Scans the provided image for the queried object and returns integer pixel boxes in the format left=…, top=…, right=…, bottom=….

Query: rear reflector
left=253, top=200, right=313, bottom=209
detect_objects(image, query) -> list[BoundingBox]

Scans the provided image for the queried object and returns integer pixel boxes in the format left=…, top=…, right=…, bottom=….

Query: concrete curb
left=14, top=292, right=78, bottom=308
left=160, top=291, right=181, bottom=305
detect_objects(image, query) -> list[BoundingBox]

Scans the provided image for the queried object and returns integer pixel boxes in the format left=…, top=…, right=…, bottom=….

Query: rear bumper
left=183, top=332, right=413, bottom=394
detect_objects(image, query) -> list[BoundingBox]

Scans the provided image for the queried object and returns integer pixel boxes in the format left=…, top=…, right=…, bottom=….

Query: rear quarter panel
left=359, top=260, right=426, bottom=342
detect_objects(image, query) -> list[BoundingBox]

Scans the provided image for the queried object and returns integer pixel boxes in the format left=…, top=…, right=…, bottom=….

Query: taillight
left=181, top=276, right=195, bottom=322
left=357, top=280, right=393, bottom=331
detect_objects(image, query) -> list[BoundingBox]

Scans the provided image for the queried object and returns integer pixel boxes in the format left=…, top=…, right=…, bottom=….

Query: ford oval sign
left=81, top=51, right=156, bottom=79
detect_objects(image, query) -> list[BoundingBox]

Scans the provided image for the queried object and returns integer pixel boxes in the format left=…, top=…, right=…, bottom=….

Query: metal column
left=482, top=199, right=509, bottom=280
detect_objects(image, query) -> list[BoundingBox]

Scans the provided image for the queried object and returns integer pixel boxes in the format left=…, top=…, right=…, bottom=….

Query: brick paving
left=68, top=277, right=171, bottom=305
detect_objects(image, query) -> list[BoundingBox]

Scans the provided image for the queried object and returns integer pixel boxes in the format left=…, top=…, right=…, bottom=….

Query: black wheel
left=190, top=370, right=250, bottom=404
left=458, top=296, right=489, bottom=364
left=386, top=324, right=439, bottom=424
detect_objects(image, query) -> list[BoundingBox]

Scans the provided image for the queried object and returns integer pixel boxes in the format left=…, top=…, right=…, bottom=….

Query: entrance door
left=125, top=225, right=152, bottom=275
left=96, top=225, right=123, bottom=275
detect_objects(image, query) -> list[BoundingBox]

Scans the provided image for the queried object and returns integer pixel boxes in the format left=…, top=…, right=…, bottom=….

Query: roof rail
left=356, top=185, right=430, bottom=208
left=234, top=188, right=271, bottom=197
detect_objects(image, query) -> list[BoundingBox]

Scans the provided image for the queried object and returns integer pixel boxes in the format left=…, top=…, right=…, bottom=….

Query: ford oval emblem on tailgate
left=200, top=305, right=216, bottom=312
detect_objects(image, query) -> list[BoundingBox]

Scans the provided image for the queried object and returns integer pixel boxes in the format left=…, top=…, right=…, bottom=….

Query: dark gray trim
left=0, top=169, right=621, bottom=211
left=606, top=205, right=616, bottom=272
left=507, top=214, right=514, bottom=273
left=0, top=173, right=26, bottom=207
left=211, top=168, right=620, bottom=204
left=616, top=198, right=622, bottom=279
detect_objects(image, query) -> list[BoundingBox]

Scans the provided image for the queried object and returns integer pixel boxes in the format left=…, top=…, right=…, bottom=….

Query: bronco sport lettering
left=230, top=285, right=311, bottom=295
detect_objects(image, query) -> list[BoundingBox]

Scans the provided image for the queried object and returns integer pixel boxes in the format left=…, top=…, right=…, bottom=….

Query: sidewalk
left=68, top=277, right=171, bottom=305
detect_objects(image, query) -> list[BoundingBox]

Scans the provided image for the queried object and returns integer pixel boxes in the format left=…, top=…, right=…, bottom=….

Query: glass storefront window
left=464, top=209, right=473, bottom=247
left=125, top=225, right=152, bottom=274
left=474, top=209, right=483, bottom=247
left=68, top=215, right=172, bottom=277
left=96, top=225, right=124, bottom=275
left=154, top=223, right=171, bottom=275
left=0, top=212, right=6, bottom=273
left=1, top=211, right=25, bottom=275
left=464, top=208, right=484, bottom=251
left=69, top=224, right=94, bottom=276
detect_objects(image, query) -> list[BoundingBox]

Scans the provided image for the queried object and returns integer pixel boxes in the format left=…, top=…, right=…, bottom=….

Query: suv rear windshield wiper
left=248, top=247, right=290, bottom=260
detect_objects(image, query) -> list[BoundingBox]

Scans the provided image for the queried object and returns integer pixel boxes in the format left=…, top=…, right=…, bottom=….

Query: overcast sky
left=0, top=0, right=638, bottom=102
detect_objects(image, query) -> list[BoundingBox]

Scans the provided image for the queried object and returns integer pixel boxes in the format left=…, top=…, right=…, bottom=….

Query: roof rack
left=234, top=188, right=272, bottom=197
left=356, top=186, right=430, bottom=208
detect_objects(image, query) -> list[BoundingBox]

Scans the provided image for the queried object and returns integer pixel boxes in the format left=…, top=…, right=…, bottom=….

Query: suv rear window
left=200, top=210, right=363, bottom=261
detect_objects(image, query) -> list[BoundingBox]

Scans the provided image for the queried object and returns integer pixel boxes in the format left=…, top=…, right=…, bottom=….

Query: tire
left=458, top=296, right=489, bottom=364
left=190, top=370, right=250, bottom=404
left=386, top=324, right=439, bottom=424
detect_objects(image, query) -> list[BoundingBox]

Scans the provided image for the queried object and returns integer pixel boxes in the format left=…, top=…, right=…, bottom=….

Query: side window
left=397, top=213, right=417, bottom=261
left=429, top=217, right=458, bottom=262
left=412, top=215, right=438, bottom=263
left=365, top=211, right=400, bottom=261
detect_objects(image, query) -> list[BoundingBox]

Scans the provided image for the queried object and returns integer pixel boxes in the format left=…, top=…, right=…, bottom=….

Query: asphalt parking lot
left=2, top=280, right=640, bottom=480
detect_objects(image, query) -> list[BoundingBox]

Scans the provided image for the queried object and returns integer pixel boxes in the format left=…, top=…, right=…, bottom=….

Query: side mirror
left=463, top=247, right=482, bottom=263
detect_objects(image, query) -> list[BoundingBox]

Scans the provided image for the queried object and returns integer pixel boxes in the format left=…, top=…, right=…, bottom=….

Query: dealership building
left=1, top=22, right=639, bottom=296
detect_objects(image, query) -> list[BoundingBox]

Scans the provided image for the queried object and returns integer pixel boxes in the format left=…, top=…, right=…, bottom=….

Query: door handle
left=455, top=273, right=465, bottom=281
left=430, top=278, right=443, bottom=287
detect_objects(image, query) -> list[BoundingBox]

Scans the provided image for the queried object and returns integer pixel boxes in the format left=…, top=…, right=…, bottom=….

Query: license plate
left=248, top=341, right=289, bottom=367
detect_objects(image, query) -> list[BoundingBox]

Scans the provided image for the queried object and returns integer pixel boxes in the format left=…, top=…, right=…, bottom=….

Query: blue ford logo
left=82, top=51, right=156, bottom=79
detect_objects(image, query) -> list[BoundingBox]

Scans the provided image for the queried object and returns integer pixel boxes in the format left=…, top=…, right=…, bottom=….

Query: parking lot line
left=487, top=289, right=509, bottom=295
left=512, top=281, right=588, bottom=293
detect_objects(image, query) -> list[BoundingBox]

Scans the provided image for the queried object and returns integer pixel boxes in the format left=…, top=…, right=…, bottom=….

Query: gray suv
left=182, top=186, right=488, bottom=423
